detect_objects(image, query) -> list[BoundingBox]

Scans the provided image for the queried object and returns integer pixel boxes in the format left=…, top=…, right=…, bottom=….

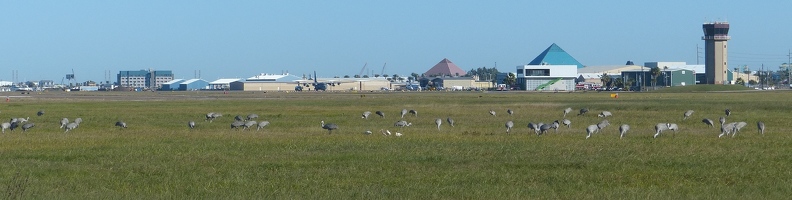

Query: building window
left=526, top=69, right=550, bottom=76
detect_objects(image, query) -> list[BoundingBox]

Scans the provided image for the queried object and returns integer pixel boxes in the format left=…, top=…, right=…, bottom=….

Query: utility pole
left=788, top=50, right=791, bottom=88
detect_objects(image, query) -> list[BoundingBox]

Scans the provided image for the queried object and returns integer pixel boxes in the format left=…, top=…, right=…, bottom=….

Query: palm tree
left=600, top=73, right=612, bottom=88
left=650, top=67, right=661, bottom=90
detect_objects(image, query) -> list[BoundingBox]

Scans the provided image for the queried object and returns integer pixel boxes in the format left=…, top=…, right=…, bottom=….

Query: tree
left=613, top=77, right=624, bottom=89
left=466, top=67, right=499, bottom=81
left=749, top=79, right=758, bottom=85
left=600, top=73, right=612, bottom=88
left=735, top=77, right=745, bottom=85
left=363, top=75, right=369, bottom=78
left=374, top=74, right=380, bottom=78
left=343, top=75, right=350, bottom=78
left=650, top=67, right=661, bottom=90
left=503, top=72, right=517, bottom=87
left=382, top=74, right=389, bottom=78
left=354, top=75, right=361, bottom=78
left=410, top=73, right=419, bottom=81
left=625, top=78, right=635, bottom=91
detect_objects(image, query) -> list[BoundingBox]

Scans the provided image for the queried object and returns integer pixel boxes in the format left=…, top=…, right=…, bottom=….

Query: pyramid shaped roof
left=528, top=43, right=584, bottom=68
left=425, top=58, right=467, bottom=76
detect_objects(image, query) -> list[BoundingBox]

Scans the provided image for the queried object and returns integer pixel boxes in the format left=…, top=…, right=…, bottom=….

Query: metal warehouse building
left=622, top=68, right=695, bottom=90
left=230, top=73, right=303, bottom=91
left=161, top=79, right=185, bottom=90
left=178, top=79, right=209, bottom=91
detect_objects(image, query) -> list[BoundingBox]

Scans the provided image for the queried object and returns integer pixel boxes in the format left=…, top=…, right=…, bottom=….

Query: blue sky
left=2, top=1, right=791, bottom=82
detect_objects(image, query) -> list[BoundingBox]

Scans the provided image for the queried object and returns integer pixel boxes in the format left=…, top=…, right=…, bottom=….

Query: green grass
left=0, top=90, right=790, bottom=199
left=646, top=84, right=753, bottom=92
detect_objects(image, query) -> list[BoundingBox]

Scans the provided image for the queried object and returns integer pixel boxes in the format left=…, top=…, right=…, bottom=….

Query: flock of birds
left=337, top=107, right=766, bottom=139
left=1, top=107, right=766, bottom=139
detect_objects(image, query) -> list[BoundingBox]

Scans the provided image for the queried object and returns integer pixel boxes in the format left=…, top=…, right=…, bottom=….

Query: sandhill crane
left=578, top=108, right=589, bottom=116
left=654, top=123, right=670, bottom=138
left=597, top=111, right=612, bottom=118
left=243, top=120, right=257, bottom=130
left=60, top=118, right=69, bottom=129
left=246, top=114, right=259, bottom=120
left=321, top=121, right=338, bottom=134
left=206, top=112, right=222, bottom=122
left=362, top=111, right=371, bottom=119
left=619, top=124, right=630, bottom=138
left=380, top=129, right=391, bottom=136
left=586, top=124, right=599, bottom=139
left=1, top=122, right=10, bottom=133
left=375, top=111, right=385, bottom=118
left=115, top=121, right=127, bottom=128
left=725, top=109, right=731, bottom=117
left=732, top=121, right=747, bottom=137
left=231, top=121, right=245, bottom=130
left=257, top=121, right=270, bottom=131
left=234, top=115, right=245, bottom=122
left=507, top=109, right=513, bottom=116
left=719, top=122, right=736, bottom=138
left=563, top=107, right=572, bottom=118
left=8, top=122, right=18, bottom=132
left=409, top=109, right=417, bottom=117
left=683, top=110, right=694, bottom=120
left=550, top=120, right=560, bottom=133
left=539, top=124, right=552, bottom=135
left=64, top=123, right=78, bottom=133
left=435, top=118, right=442, bottom=130
left=394, top=132, right=403, bottom=137
left=668, top=123, right=679, bottom=133
left=719, top=116, right=726, bottom=125
left=364, top=130, right=372, bottom=135
left=21, top=123, right=34, bottom=132
left=597, top=120, right=610, bottom=132
left=702, top=118, right=714, bottom=128
left=527, top=122, right=540, bottom=135
left=757, top=121, right=765, bottom=135
left=36, top=110, right=44, bottom=116
left=505, top=121, right=514, bottom=133
left=562, top=119, right=571, bottom=128
left=401, top=109, right=408, bottom=118
left=446, top=118, right=455, bottom=127
left=188, top=121, right=196, bottom=129
left=74, top=118, right=82, bottom=125
left=489, top=110, right=496, bottom=116
left=394, top=120, right=411, bottom=129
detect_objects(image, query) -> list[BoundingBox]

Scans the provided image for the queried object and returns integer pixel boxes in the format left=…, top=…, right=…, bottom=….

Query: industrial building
left=178, top=79, right=209, bottom=91
left=622, top=68, right=696, bottom=89
left=161, top=79, right=185, bottom=90
left=230, top=73, right=303, bottom=91
left=516, top=43, right=580, bottom=91
left=117, top=70, right=174, bottom=89
left=209, top=79, right=242, bottom=90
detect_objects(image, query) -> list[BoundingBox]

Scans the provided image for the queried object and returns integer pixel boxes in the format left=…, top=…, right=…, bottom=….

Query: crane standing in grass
left=757, top=121, right=765, bottom=135
left=321, top=121, right=338, bottom=134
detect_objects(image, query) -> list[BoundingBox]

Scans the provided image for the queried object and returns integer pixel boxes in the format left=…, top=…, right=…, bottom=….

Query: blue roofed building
left=516, top=43, right=581, bottom=91
left=528, top=43, right=584, bottom=69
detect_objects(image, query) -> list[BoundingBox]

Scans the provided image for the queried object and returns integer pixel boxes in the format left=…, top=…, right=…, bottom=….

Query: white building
left=516, top=65, right=577, bottom=91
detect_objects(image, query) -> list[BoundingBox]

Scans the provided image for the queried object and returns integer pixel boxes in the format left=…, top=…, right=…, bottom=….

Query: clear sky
left=2, top=1, right=791, bottom=83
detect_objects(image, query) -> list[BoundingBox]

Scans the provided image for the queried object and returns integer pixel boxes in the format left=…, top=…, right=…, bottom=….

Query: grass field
left=0, top=90, right=791, bottom=199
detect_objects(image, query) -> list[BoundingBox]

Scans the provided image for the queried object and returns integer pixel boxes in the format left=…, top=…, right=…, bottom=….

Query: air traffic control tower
left=702, top=22, right=730, bottom=84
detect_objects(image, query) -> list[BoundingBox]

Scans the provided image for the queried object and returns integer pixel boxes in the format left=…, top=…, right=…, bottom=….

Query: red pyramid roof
left=424, top=58, right=467, bottom=76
